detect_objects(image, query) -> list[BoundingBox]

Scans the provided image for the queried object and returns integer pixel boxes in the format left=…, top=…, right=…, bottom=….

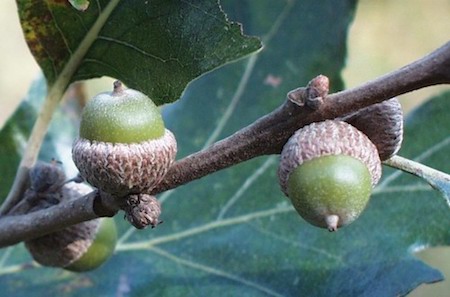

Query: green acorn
left=278, top=120, right=382, bottom=231
left=25, top=183, right=117, bottom=271
left=72, top=81, right=177, bottom=197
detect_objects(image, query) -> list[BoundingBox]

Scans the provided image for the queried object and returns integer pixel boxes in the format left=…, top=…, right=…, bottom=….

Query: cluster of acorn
left=24, top=80, right=402, bottom=271
left=26, top=81, right=177, bottom=271
left=278, top=98, right=403, bottom=231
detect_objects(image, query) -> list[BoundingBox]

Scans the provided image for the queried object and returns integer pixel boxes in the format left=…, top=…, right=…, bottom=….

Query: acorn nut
left=72, top=81, right=177, bottom=197
left=25, top=182, right=117, bottom=271
left=278, top=120, right=382, bottom=231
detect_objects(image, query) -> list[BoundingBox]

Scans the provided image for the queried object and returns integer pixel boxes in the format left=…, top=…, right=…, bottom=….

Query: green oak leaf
left=16, top=0, right=261, bottom=105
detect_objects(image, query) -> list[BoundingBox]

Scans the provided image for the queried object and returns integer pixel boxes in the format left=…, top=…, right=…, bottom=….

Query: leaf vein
left=180, top=0, right=225, bottom=24
left=97, top=36, right=176, bottom=64
left=248, top=223, right=345, bottom=263
left=78, top=58, right=123, bottom=78
left=117, top=207, right=293, bottom=250
left=148, top=246, right=285, bottom=297
left=0, top=247, right=13, bottom=268
left=217, top=156, right=277, bottom=220
left=373, top=184, right=432, bottom=195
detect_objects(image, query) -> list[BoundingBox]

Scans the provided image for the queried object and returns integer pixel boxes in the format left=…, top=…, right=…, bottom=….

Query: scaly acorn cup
left=25, top=182, right=117, bottom=272
left=278, top=120, right=382, bottom=231
left=72, top=81, right=177, bottom=197
left=342, top=98, right=403, bottom=160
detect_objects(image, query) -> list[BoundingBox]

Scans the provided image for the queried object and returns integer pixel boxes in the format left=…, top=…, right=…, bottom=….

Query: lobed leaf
left=16, top=0, right=261, bottom=105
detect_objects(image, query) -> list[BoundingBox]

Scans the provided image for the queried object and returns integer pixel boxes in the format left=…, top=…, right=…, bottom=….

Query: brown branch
left=152, top=41, right=450, bottom=193
left=0, top=41, right=449, bottom=248
left=0, top=192, right=97, bottom=248
left=0, top=190, right=118, bottom=248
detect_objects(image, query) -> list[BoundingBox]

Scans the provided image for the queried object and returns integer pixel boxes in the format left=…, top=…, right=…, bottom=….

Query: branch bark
left=152, top=41, right=450, bottom=193
left=0, top=190, right=117, bottom=248
left=0, top=41, right=449, bottom=248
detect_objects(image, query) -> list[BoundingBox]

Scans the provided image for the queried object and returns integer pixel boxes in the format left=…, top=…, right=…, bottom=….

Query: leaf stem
left=0, top=0, right=121, bottom=215
left=116, top=206, right=292, bottom=251
left=384, top=155, right=450, bottom=199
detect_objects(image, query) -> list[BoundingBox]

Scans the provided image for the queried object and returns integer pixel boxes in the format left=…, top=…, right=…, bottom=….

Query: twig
left=0, top=191, right=98, bottom=247
left=0, top=190, right=118, bottom=248
left=152, top=41, right=450, bottom=194
left=0, top=41, right=449, bottom=247
left=384, top=155, right=450, bottom=199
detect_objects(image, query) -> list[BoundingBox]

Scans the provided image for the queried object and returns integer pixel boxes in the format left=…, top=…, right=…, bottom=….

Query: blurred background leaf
left=17, top=0, right=261, bottom=105
left=1, top=0, right=450, bottom=296
left=0, top=75, right=80, bottom=201
left=68, top=0, right=90, bottom=12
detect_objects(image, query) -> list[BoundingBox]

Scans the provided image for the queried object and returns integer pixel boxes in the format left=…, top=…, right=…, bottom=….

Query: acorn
left=342, top=98, right=403, bottom=160
left=72, top=81, right=177, bottom=197
left=25, top=182, right=117, bottom=271
left=278, top=120, right=382, bottom=231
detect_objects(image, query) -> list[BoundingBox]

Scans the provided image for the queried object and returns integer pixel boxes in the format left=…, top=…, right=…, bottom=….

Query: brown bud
left=122, top=194, right=162, bottom=229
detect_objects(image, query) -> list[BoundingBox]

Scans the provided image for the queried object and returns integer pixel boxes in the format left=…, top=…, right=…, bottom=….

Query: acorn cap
left=342, top=98, right=403, bottom=160
left=72, top=128, right=177, bottom=197
left=278, top=120, right=382, bottom=197
left=26, top=219, right=100, bottom=268
left=29, top=160, right=66, bottom=193
left=25, top=182, right=100, bottom=268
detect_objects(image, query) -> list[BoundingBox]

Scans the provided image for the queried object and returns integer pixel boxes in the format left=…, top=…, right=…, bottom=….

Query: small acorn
left=72, top=81, right=177, bottom=197
left=342, top=98, right=403, bottom=160
left=278, top=120, right=382, bottom=231
left=25, top=182, right=117, bottom=271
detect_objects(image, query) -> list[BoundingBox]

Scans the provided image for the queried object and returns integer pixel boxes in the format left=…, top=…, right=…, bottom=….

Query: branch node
left=286, top=75, right=329, bottom=110
left=305, top=74, right=329, bottom=110
left=8, top=161, right=66, bottom=216
left=286, top=87, right=307, bottom=106
left=93, top=190, right=120, bottom=217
